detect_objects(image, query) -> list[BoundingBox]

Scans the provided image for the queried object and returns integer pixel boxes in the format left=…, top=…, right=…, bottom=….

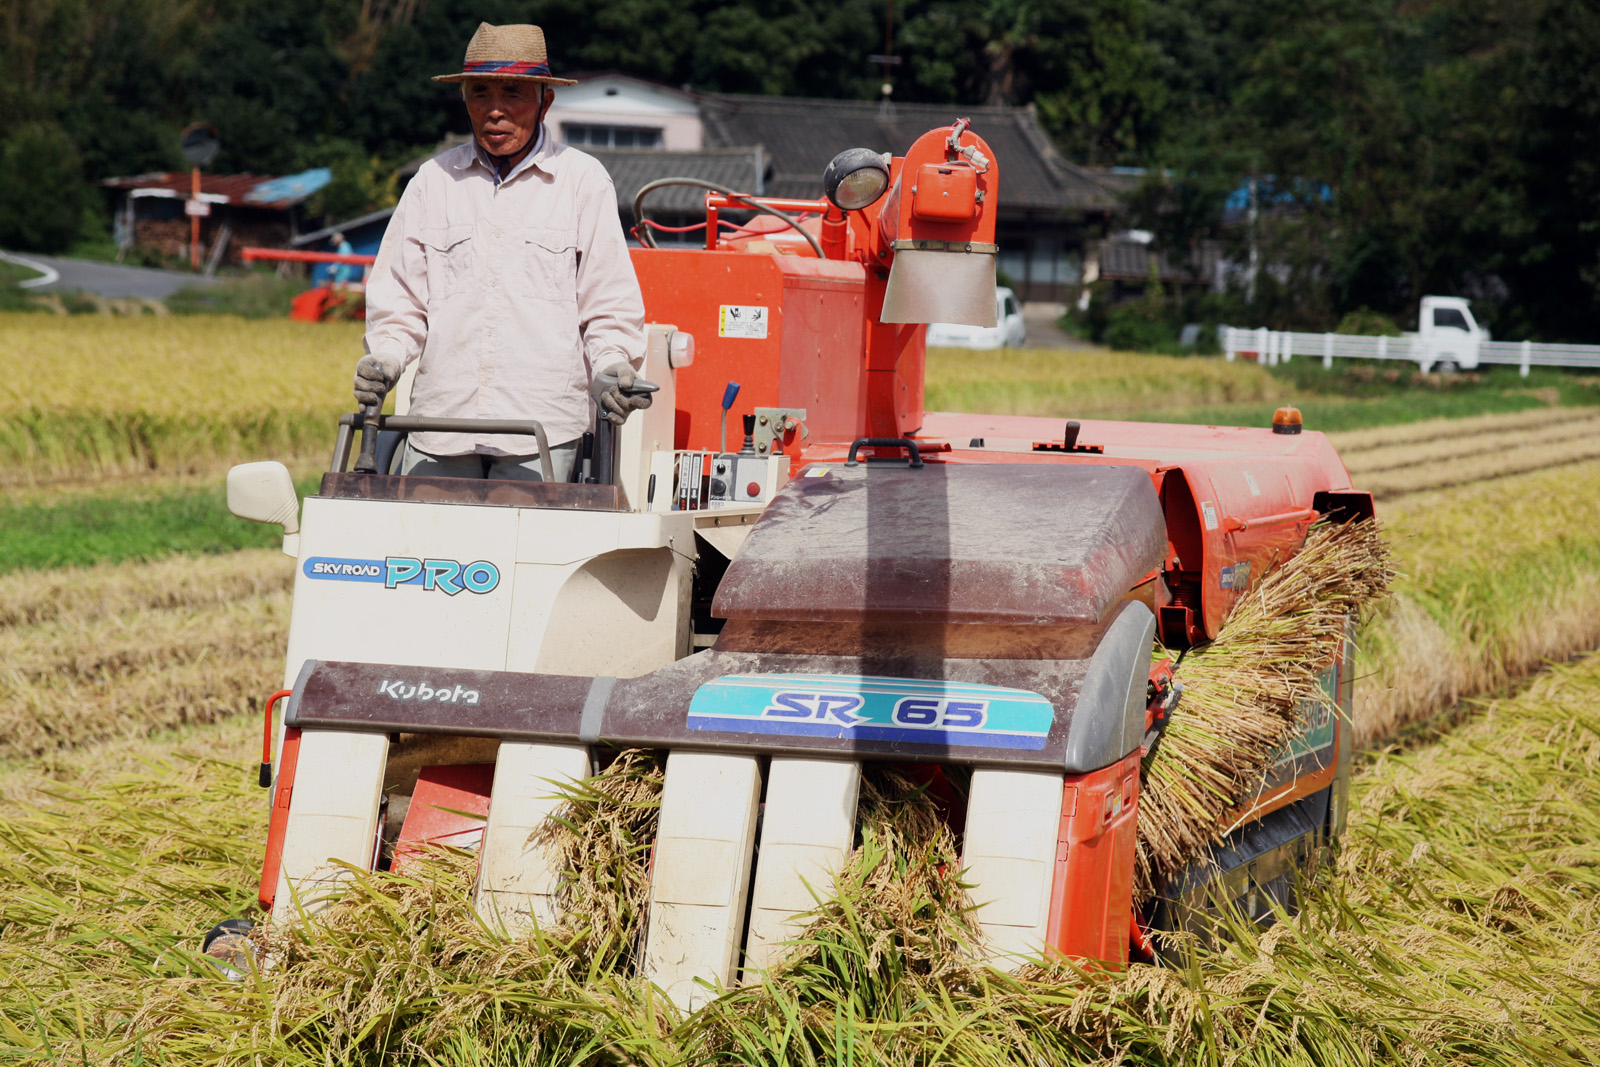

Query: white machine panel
left=962, top=768, right=1065, bottom=964
left=272, top=729, right=389, bottom=924
left=643, top=751, right=762, bottom=1010
left=282, top=497, right=521, bottom=686
left=475, top=742, right=592, bottom=933
left=743, top=757, right=861, bottom=980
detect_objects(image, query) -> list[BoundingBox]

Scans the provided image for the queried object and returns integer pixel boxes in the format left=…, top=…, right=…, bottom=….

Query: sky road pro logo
left=303, top=556, right=500, bottom=595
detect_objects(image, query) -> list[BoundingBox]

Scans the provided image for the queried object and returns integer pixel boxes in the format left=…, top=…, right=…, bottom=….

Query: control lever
left=352, top=402, right=381, bottom=473
left=587, top=370, right=660, bottom=485
left=719, top=381, right=741, bottom=453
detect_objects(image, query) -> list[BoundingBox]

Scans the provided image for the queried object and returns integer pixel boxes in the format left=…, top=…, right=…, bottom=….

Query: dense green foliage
left=2, top=0, right=1596, bottom=337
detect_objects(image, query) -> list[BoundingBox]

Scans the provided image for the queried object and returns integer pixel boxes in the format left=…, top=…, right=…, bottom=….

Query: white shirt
left=364, top=127, right=646, bottom=455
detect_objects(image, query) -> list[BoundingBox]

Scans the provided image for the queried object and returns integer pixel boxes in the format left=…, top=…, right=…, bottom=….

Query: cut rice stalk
left=1137, top=518, right=1394, bottom=902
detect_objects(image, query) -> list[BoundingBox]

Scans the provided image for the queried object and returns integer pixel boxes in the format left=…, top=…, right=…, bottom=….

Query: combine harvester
left=226, top=120, right=1372, bottom=1008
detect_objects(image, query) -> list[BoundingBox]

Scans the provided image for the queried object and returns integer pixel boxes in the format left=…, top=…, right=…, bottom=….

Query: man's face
left=463, top=79, right=549, bottom=159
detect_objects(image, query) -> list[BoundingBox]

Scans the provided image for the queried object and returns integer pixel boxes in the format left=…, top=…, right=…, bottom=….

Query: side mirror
left=822, top=148, right=891, bottom=211
left=227, top=461, right=300, bottom=535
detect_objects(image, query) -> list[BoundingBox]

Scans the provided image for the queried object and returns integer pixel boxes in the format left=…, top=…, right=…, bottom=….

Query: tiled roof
left=1096, top=239, right=1220, bottom=283
left=586, top=147, right=765, bottom=214
left=695, top=94, right=1117, bottom=214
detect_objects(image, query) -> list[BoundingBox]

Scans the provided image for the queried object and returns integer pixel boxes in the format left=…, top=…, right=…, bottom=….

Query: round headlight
left=823, top=148, right=892, bottom=211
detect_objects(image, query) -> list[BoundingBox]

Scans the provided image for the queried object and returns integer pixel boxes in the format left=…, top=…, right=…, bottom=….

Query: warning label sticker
left=719, top=305, right=769, bottom=339
left=1201, top=501, right=1219, bottom=531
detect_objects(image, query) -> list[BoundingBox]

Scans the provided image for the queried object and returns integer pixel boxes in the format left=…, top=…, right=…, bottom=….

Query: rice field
left=5, top=314, right=1600, bottom=1063
left=0, top=551, right=292, bottom=763
left=924, top=346, right=1283, bottom=417
left=0, top=314, right=360, bottom=486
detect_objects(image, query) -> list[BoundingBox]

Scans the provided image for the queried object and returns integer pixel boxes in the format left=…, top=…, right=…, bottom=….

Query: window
left=1026, top=239, right=1083, bottom=287
left=562, top=124, right=663, bottom=149
left=1433, top=307, right=1470, bottom=330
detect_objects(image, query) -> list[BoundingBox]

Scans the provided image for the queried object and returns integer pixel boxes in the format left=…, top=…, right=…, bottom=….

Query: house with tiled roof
left=544, top=75, right=1121, bottom=301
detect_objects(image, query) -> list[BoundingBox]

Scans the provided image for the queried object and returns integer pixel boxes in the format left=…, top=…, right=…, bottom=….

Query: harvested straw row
left=1327, top=403, right=1594, bottom=454
left=0, top=549, right=291, bottom=760
left=1340, top=410, right=1600, bottom=476
left=1354, top=457, right=1600, bottom=743
left=1136, top=519, right=1393, bottom=902
left=0, top=545, right=293, bottom=630
left=1356, top=434, right=1600, bottom=499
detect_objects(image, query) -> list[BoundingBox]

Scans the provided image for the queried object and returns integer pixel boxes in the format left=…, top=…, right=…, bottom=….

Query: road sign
left=185, top=199, right=212, bottom=218
left=180, top=124, right=221, bottom=167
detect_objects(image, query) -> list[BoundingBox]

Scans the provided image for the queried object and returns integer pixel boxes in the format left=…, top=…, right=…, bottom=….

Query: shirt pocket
left=523, top=228, right=578, bottom=302
left=419, top=226, right=473, bottom=300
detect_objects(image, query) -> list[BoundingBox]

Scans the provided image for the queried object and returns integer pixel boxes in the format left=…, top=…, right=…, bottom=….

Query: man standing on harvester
left=354, top=22, right=652, bottom=482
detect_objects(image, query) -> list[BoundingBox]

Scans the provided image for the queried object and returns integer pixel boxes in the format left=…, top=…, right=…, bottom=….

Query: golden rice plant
left=0, top=313, right=360, bottom=485
left=8, top=645, right=1600, bottom=1066
left=924, top=345, right=1282, bottom=417
left=532, top=748, right=663, bottom=969
left=1138, top=519, right=1393, bottom=901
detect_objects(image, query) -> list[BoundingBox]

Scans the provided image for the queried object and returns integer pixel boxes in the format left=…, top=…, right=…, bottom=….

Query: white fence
left=1221, top=326, right=1600, bottom=377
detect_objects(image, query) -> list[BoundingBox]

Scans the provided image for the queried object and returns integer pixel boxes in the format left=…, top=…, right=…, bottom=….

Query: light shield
left=881, top=244, right=998, bottom=327
left=822, top=148, right=891, bottom=211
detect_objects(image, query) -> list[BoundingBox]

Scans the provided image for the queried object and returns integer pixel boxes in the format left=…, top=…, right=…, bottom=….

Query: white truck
left=1407, top=295, right=1488, bottom=373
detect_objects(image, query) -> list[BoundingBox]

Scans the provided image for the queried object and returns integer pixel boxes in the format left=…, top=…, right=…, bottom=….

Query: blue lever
left=720, top=382, right=741, bottom=452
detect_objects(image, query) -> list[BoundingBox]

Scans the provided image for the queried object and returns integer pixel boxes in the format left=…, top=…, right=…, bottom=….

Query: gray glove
left=592, top=365, right=655, bottom=426
left=353, top=353, right=403, bottom=408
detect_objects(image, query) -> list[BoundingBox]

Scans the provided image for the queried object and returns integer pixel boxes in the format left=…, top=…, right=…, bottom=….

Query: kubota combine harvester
left=226, top=119, right=1372, bottom=1009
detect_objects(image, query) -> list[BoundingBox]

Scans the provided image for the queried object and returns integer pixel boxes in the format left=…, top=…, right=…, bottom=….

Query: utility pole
left=179, top=124, right=220, bottom=272
left=868, top=0, right=901, bottom=118
left=1246, top=176, right=1259, bottom=306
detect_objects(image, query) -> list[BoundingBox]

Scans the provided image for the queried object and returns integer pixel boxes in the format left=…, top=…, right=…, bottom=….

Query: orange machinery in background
left=239, top=247, right=376, bottom=322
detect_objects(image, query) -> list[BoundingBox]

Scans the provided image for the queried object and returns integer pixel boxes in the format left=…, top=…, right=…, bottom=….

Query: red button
left=746, top=481, right=762, bottom=497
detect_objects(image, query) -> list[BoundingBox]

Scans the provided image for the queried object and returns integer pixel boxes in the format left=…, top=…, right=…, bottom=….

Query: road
left=1, top=250, right=216, bottom=301
left=1021, top=301, right=1096, bottom=349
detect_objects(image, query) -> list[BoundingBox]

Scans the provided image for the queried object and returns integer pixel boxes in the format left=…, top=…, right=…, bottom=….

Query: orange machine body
left=624, top=121, right=1364, bottom=961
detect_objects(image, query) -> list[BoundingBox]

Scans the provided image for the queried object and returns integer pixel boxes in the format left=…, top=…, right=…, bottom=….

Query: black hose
left=631, top=178, right=826, bottom=259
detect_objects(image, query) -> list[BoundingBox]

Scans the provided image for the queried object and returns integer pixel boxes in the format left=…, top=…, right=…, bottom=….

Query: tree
left=0, top=121, right=88, bottom=252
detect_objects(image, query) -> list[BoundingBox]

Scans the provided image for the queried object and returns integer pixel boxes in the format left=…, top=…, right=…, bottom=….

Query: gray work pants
left=400, top=439, right=579, bottom=483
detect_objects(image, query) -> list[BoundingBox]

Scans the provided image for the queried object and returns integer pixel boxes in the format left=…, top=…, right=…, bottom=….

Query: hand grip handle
left=845, top=437, right=924, bottom=468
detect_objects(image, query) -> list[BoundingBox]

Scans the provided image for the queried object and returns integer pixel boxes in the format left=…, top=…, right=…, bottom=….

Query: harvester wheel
left=201, top=918, right=258, bottom=980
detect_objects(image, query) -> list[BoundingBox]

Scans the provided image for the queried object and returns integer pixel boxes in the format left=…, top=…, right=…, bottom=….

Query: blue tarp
left=244, top=167, right=333, bottom=205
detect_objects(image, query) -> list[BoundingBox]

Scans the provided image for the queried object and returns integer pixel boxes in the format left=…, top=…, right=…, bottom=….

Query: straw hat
left=433, top=23, right=578, bottom=86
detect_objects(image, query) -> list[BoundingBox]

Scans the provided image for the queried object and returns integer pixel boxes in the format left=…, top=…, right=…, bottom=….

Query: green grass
left=1127, top=387, right=1565, bottom=433
left=0, top=258, right=45, bottom=312
left=166, top=271, right=310, bottom=318
left=0, top=476, right=320, bottom=573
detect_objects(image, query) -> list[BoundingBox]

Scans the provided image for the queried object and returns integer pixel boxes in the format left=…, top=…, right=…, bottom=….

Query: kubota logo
left=378, top=679, right=482, bottom=704
left=303, top=556, right=500, bottom=595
